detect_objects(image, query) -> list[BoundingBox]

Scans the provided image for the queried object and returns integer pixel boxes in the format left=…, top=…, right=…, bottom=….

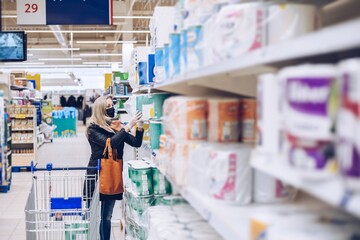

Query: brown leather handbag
left=100, top=138, right=123, bottom=195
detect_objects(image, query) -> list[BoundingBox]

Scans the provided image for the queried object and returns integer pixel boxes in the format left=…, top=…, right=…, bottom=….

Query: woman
left=85, top=96, right=143, bottom=240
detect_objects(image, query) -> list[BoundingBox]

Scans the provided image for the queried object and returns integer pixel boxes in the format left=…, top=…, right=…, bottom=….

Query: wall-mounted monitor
left=0, top=31, right=27, bottom=62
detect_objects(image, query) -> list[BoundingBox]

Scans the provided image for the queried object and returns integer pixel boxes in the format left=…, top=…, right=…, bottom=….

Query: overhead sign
left=17, top=0, right=113, bottom=25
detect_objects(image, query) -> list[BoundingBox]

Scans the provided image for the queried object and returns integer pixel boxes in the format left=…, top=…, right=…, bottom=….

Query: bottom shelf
left=12, top=154, right=35, bottom=167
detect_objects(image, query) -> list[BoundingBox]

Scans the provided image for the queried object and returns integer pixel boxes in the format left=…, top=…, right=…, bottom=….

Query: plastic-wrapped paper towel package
left=253, top=170, right=296, bottom=203
left=267, top=3, right=319, bottom=44
left=188, top=142, right=212, bottom=195
left=206, top=144, right=252, bottom=204
left=187, top=25, right=204, bottom=72
left=208, top=98, right=240, bottom=142
left=337, top=58, right=360, bottom=191
left=257, top=73, right=280, bottom=154
left=210, top=3, right=266, bottom=61
left=163, top=96, right=208, bottom=141
left=279, top=65, right=338, bottom=173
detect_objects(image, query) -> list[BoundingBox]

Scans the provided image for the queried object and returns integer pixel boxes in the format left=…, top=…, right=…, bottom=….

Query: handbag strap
left=102, top=138, right=113, bottom=159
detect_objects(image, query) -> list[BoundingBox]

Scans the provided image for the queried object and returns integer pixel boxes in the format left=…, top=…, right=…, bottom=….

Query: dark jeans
left=100, top=200, right=116, bottom=240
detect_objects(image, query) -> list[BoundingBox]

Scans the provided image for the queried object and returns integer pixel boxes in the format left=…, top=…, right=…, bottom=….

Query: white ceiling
left=0, top=0, right=176, bottom=90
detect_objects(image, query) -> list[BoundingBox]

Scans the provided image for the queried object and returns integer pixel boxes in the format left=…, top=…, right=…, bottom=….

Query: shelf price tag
left=17, top=0, right=46, bottom=25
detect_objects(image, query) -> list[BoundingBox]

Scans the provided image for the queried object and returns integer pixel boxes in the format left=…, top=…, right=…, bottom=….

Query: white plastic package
left=267, top=3, right=320, bottom=45
left=206, top=144, right=252, bottom=204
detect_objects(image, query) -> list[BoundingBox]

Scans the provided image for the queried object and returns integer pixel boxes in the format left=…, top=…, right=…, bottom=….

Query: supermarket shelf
left=11, top=115, right=34, bottom=119
left=10, top=85, right=28, bottom=91
left=12, top=129, right=34, bottom=132
left=118, top=81, right=130, bottom=85
left=12, top=142, right=34, bottom=145
left=12, top=153, right=34, bottom=157
left=250, top=151, right=360, bottom=218
left=155, top=18, right=360, bottom=97
left=117, top=108, right=127, bottom=112
left=11, top=97, right=27, bottom=100
left=113, top=95, right=131, bottom=99
left=150, top=158, right=332, bottom=240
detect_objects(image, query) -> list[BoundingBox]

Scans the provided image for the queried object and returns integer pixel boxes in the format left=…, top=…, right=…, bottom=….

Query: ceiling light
left=28, top=48, right=80, bottom=51
left=76, top=40, right=137, bottom=44
left=1, top=15, right=17, bottom=18
left=79, top=53, right=122, bottom=57
left=82, top=62, right=122, bottom=65
left=113, top=16, right=152, bottom=19
left=25, top=30, right=150, bottom=34
left=4, top=62, right=45, bottom=65
left=39, top=58, right=82, bottom=61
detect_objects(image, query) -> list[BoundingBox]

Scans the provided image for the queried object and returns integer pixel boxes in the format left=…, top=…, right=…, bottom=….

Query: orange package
left=208, top=99, right=240, bottom=142
left=240, top=98, right=257, bottom=143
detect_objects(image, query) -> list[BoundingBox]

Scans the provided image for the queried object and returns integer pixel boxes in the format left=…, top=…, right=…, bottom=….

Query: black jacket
left=85, top=123, right=144, bottom=201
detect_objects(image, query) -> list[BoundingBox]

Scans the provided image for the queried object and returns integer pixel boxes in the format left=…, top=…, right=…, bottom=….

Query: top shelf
left=155, top=18, right=360, bottom=97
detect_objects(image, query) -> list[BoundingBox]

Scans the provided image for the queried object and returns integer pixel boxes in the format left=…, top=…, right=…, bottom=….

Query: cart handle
left=30, top=159, right=101, bottom=172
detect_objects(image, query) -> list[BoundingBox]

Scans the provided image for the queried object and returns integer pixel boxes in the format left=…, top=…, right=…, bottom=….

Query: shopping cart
left=25, top=161, right=101, bottom=240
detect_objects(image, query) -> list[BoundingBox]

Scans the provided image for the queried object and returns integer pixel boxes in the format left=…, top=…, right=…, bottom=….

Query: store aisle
left=0, top=123, right=123, bottom=240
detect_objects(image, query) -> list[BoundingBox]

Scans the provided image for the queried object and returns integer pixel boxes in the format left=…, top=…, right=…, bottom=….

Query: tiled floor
left=0, top=123, right=123, bottom=240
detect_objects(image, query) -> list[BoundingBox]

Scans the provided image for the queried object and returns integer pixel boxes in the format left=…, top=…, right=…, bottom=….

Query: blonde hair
left=86, top=96, right=114, bottom=137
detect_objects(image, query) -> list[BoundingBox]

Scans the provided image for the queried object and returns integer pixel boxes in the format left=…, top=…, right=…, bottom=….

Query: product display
left=1, top=0, right=359, bottom=239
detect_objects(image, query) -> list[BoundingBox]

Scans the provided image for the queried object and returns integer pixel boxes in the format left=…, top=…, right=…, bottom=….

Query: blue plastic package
left=138, top=62, right=148, bottom=85
left=170, top=33, right=181, bottom=77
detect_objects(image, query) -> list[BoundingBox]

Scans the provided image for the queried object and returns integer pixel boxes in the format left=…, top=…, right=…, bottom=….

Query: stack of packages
left=152, top=1, right=320, bottom=81
left=124, top=159, right=172, bottom=240
left=158, top=96, right=295, bottom=205
left=144, top=201, right=222, bottom=240
left=124, top=93, right=171, bottom=150
left=255, top=59, right=360, bottom=237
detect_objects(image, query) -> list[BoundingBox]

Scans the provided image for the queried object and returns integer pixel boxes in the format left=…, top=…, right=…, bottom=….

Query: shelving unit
left=250, top=151, right=360, bottom=218
left=155, top=18, right=360, bottom=97
left=0, top=96, right=12, bottom=193
left=130, top=4, right=360, bottom=239
left=9, top=106, right=37, bottom=169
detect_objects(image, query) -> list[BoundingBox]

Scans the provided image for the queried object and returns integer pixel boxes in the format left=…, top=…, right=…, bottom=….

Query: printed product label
left=187, top=100, right=207, bottom=140
left=285, top=77, right=336, bottom=140
left=218, top=101, right=240, bottom=142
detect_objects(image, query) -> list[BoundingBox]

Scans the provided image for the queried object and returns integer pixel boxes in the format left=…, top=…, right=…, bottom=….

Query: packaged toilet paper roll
left=150, top=120, right=163, bottom=150
left=206, top=144, right=252, bottom=204
left=253, top=170, right=296, bottom=203
left=267, top=3, right=320, bottom=45
left=163, top=96, right=208, bottom=140
left=208, top=98, right=240, bottom=142
left=337, top=58, right=360, bottom=191
left=279, top=64, right=338, bottom=141
left=240, top=98, right=257, bottom=143
left=257, top=73, right=280, bottom=154
left=212, top=3, right=266, bottom=61
left=287, top=137, right=336, bottom=174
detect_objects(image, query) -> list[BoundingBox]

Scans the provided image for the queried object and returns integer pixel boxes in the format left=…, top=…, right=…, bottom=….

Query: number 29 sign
left=17, top=0, right=46, bottom=25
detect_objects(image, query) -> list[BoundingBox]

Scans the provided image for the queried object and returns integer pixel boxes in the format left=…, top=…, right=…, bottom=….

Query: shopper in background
left=85, top=96, right=144, bottom=240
